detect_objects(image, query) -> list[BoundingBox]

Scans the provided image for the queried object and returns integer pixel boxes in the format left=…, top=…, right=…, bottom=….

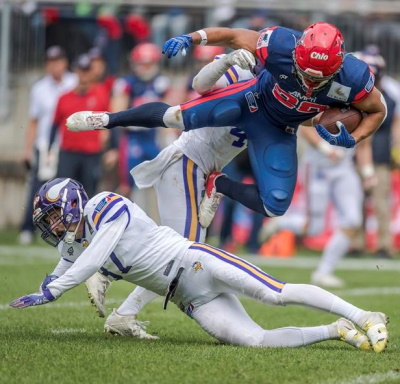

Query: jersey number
left=230, top=128, right=247, bottom=148
left=272, top=84, right=327, bottom=113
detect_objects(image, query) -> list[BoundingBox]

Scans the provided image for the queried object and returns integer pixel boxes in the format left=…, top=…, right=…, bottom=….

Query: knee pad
left=183, top=99, right=242, bottom=130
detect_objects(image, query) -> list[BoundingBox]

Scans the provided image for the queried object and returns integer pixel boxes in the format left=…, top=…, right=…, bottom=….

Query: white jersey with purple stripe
left=47, top=192, right=193, bottom=299
left=173, top=64, right=254, bottom=174
left=253, top=26, right=374, bottom=127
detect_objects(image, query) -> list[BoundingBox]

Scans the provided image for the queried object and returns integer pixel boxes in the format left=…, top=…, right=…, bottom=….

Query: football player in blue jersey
left=66, top=22, right=387, bottom=229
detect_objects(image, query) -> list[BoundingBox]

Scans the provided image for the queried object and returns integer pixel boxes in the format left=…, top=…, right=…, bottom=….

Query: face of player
left=45, top=58, right=68, bottom=81
left=90, top=58, right=106, bottom=82
left=131, top=62, right=160, bottom=81
left=42, top=208, right=83, bottom=243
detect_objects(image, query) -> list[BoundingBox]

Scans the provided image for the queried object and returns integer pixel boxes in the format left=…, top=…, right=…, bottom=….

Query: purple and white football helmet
left=33, top=178, right=88, bottom=246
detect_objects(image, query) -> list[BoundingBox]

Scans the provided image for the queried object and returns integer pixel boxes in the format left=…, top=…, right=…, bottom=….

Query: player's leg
left=154, top=155, right=207, bottom=242
left=66, top=79, right=259, bottom=132
left=312, top=166, right=363, bottom=287
left=192, top=293, right=369, bottom=349
left=189, top=243, right=388, bottom=352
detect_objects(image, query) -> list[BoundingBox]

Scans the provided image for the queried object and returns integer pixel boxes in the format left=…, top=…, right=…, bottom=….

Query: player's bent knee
left=263, top=189, right=291, bottom=217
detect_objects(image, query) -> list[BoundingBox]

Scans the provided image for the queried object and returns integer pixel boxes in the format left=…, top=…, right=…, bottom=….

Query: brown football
left=318, top=106, right=363, bottom=134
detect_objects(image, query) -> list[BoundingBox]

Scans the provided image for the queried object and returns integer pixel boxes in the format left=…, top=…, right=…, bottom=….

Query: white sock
left=262, top=325, right=330, bottom=347
left=102, top=113, right=110, bottom=127
left=117, top=287, right=159, bottom=316
left=316, top=230, right=350, bottom=274
left=280, top=283, right=367, bottom=326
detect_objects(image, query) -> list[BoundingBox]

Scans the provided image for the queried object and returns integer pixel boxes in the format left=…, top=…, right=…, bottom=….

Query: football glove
left=162, top=34, right=193, bottom=58
left=315, top=122, right=356, bottom=148
left=40, top=274, right=58, bottom=292
left=226, top=49, right=256, bottom=71
left=10, top=288, right=56, bottom=309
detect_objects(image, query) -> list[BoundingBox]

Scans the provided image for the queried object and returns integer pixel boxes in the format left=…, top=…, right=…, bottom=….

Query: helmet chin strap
left=64, top=190, right=84, bottom=244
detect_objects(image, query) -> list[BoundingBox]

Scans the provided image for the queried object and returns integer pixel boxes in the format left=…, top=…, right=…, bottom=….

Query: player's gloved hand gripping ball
left=162, top=35, right=193, bottom=58
left=315, top=123, right=356, bottom=148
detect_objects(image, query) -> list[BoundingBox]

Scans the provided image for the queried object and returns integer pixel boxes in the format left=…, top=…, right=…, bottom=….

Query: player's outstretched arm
left=162, top=28, right=260, bottom=58
left=193, top=49, right=255, bottom=95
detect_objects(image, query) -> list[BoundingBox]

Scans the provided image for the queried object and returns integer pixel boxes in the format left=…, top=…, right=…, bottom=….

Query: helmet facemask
left=33, top=178, right=87, bottom=247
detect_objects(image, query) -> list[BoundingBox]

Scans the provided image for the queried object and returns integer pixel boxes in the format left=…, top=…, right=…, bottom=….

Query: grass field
left=1, top=242, right=400, bottom=384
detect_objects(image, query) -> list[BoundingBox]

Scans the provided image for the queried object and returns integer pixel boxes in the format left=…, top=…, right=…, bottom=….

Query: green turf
left=1, top=245, right=399, bottom=384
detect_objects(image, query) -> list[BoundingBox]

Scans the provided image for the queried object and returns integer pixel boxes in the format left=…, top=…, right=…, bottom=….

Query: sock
left=107, top=102, right=170, bottom=128
left=316, top=230, right=351, bottom=274
left=117, top=287, right=159, bottom=316
left=215, top=177, right=267, bottom=215
left=262, top=325, right=330, bottom=347
left=280, top=283, right=368, bottom=329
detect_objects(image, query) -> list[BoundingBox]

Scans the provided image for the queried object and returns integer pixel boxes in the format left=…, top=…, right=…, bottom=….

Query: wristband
left=196, top=29, right=208, bottom=46
left=360, top=164, right=375, bottom=179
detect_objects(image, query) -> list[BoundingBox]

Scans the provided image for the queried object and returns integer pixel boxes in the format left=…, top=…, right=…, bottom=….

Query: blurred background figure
left=110, top=42, right=173, bottom=216
left=19, top=45, right=77, bottom=245
left=151, top=8, right=191, bottom=67
left=258, top=126, right=374, bottom=287
left=48, top=54, right=109, bottom=198
left=352, top=46, right=400, bottom=259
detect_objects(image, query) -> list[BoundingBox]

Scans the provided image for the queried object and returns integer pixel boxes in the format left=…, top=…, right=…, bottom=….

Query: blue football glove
left=162, top=34, right=193, bottom=58
left=315, top=122, right=356, bottom=148
left=10, top=288, right=56, bottom=309
left=40, top=274, right=58, bottom=292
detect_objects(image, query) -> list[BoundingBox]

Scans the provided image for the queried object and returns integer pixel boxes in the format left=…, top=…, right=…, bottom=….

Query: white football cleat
left=361, top=312, right=389, bottom=353
left=104, top=309, right=159, bottom=340
left=198, top=171, right=225, bottom=228
left=85, top=272, right=111, bottom=318
left=311, top=272, right=345, bottom=288
left=66, top=111, right=108, bottom=131
left=335, top=318, right=371, bottom=351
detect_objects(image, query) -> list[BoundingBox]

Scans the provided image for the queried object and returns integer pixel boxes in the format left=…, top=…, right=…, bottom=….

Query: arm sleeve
left=192, top=55, right=233, bottom=94
left=51, top=257, right=75, bottom=277
left=46, top=212, right=129, bottom=299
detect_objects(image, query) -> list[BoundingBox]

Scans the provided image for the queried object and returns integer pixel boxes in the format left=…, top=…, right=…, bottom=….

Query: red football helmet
left=130, top=42, right=162, bottom=63
left=193, top=45, right=225, bottom=62
left=294, top=22, right=345, bottom=95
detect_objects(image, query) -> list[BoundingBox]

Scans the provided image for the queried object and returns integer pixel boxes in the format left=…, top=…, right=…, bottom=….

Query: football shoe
left=85, top=272, right=111, bottom=318
left=361, top=312, right=389, bottom=353
left=66, top=111, right=108, bottom=131
left=198, top=171, right=225, bottom=228
left=104, top=309, right=159, bottom=340
left=335, top=318, right=371, bottom=351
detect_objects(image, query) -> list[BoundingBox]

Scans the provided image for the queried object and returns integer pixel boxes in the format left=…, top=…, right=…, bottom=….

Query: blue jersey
left=254, top=26, right=374, bottom=127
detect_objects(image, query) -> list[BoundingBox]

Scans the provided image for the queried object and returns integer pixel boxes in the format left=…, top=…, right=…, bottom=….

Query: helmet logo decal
left=46, top=178, right=71, bottom=202
left=310, top=52, right=329, bottom=60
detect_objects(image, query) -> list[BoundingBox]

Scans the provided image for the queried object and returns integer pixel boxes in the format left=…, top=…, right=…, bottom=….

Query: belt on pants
left=163, top=267, right=185, bottom=310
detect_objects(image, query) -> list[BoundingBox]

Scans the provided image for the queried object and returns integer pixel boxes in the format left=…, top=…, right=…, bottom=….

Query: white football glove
left=225, top=49, right=256, bottom=71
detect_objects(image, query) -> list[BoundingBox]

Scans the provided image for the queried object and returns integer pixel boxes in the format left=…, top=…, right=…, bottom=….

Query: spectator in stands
left=49, top=54, right=109, bottom=198
left=19, top=46, right=77, bottom=245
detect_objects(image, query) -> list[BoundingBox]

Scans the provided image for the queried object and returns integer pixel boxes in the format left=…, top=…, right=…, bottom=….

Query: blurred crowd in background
left=4, top=1, right=400, bottom=262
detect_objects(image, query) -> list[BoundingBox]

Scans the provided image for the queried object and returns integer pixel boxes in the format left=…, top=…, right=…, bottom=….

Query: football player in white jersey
left=10, top=178, right=388, bottom=352
left=84, top=49, right=256, bottom=336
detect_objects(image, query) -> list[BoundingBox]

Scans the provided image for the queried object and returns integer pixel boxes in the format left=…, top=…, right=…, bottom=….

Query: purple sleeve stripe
left=224, top=70, right=234, bottom=84
left=229, top=66, right=239, bottom=81
left=95, top=198, right=124, bottom=229
left=62, top=257, right=73, bottom=263
left=104, top=205, right=128, bottom=226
